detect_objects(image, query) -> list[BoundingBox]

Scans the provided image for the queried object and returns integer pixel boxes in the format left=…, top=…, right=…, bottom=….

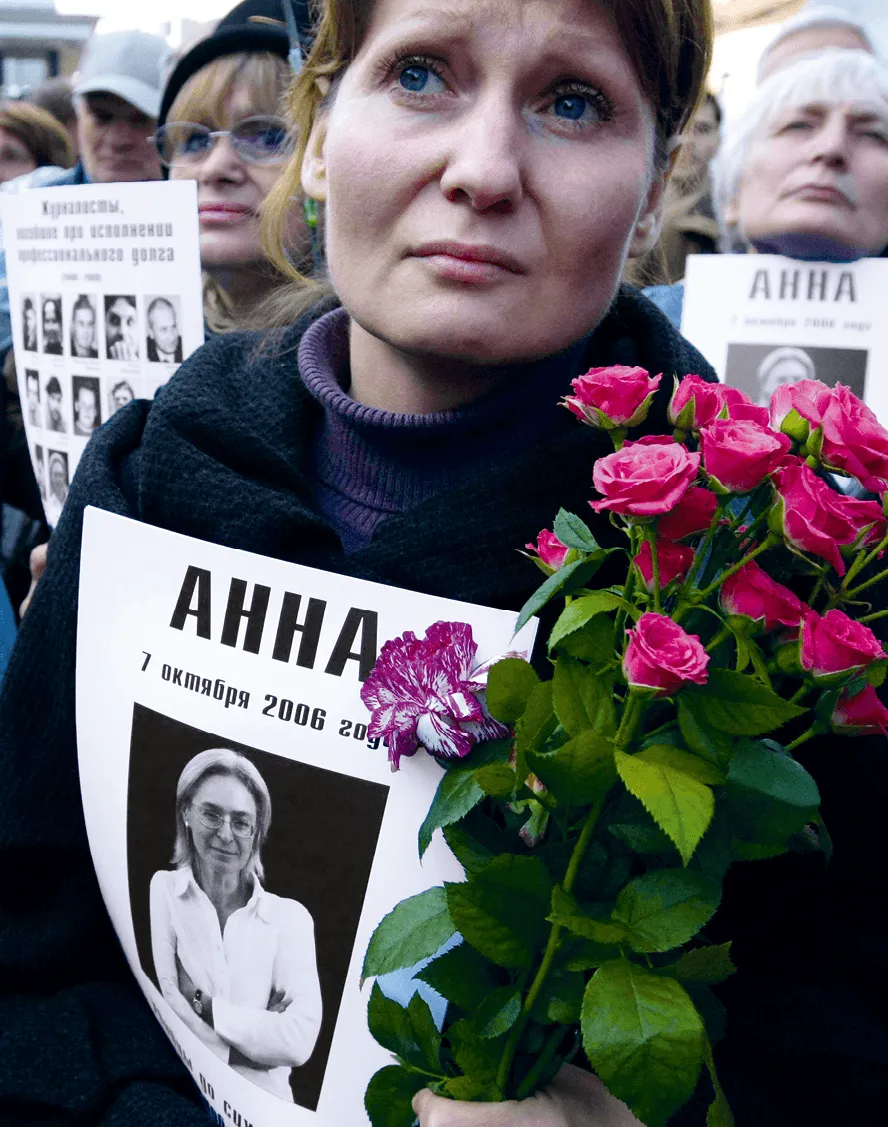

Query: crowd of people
left=0, top=0, right=888, bottom=1123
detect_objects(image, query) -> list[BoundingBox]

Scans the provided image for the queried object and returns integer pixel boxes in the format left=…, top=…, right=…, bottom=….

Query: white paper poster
left=2, top=181, right=203, bottom=526
left=76, top=509, right=537, bottom=1127
left=680, top=254, right=888, bottom=420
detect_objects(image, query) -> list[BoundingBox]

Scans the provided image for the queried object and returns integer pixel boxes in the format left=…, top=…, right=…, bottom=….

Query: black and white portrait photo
left=107, top=378, right=136, bottom=417
left=128, top=707, right=389, bottom=1110
left=24, top=368, right=40, bottom=427
left=33, top=445, right=45, bottom=502
left=724, top=343, right=868, bottom=407
left=43, top=375, right=65, bottom=433
left=146, top=295, right=183, bottom=364
left=104, top=295, right=139, bottom=361
left=70, top=295, right=99, bottom=359
left=44, top=449, right=68, bottom=525
left=21, top=295, right=38, bottom=351
left=72, top=375, right=101, bottom=437
left=41, top=294, right=63, bottom=356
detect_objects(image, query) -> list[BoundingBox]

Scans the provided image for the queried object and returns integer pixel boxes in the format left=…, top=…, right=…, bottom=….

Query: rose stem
left=785, top=726, right=820, bottom=752
left=494, top=795, right=607, bottom=1098
left=645, top=526, right=662, bottom=612
left=683, top=499, right=727, bottom=591
left=842, top=564, right=888, bottom=601
left=515, top=1026, right=567, bottom=1100
left=859, top=608, right=888, bottom=624
left=695, top=534, right=780, bottom=601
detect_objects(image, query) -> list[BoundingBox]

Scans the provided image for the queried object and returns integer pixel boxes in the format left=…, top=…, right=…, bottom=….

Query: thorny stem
left=785, top=726, right=819, bottom=752
left=494, top=796, right=606, bottom=1097
left=809, top=565, right=830, bottom=608
left=844, top=563, right=888, bottom=601
left=859, top=608, right=888, bottom=625
left=515, top=1026, right=567, bottom=1100
left=645, top=526, right=662, bottom=613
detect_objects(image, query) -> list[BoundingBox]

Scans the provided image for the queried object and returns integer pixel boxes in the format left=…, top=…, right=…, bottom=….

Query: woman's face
left=306, top=0, right=663, bottom=365
left=735, top=101, right=888, bottom=255
left=187, top=774, right=257, bottom=877
left=171, top=82, right=298, bottom=269
left=24, top=303, right=36, bottom=335
left=0, top=126, right=37, bottom=184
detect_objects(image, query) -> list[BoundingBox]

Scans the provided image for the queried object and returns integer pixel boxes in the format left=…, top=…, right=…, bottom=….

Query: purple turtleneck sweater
left=297, top=308, right=588, bottom=552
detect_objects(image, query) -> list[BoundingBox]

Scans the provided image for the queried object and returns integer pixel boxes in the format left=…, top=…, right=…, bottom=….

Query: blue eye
left=553, top=95, right=588, bottom=121
left=399, top=64, right=432, bottom=92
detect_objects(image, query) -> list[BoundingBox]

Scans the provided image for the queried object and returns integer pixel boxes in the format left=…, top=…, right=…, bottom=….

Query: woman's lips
left=199, top=204, right=256, bottom=225
left=411, top=240, right=526, bottom=284
left=787, top=184, right=853, bottom=206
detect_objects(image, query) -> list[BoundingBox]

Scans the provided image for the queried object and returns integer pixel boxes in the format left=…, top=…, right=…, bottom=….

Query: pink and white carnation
left=360, top=621, right=508, bottom=770
left=563, top=365, right=662, bottom=429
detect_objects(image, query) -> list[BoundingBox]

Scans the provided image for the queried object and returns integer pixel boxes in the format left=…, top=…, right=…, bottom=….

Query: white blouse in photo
left=150, top=866, right=323, bottom=1102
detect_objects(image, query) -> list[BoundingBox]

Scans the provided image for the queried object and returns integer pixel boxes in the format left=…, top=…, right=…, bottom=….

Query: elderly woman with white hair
left=149, top=748, right=322, bottom=1102
left=646, top=48, right=888, bottom=327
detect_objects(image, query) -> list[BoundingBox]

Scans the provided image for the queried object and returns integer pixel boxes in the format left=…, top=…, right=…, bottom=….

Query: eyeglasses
left=190, top=803, right=255, bottom=839
left=151, top=117, right=293, bottom=168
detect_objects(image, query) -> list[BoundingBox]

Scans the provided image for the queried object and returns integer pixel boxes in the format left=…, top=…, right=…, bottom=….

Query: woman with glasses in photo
left=153, top=0, right=314, bottom=334
left=150, top=748, right=322, bottom=1102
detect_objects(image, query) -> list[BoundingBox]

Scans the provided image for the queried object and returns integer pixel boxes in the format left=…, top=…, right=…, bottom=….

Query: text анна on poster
left=76, top=508, right=538, bottom=1127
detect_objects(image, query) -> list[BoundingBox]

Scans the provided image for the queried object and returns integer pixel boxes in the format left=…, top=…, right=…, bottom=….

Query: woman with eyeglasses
left=153, top=0, right=313, bottom=333
left=150, top=748, right=322, bottom=1102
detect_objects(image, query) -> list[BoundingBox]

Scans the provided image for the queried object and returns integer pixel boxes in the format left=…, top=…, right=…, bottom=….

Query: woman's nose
left=439, top=95, right=524, bottom=214
left=215, top=817, right=235, bottom=842
left=198, top=134, right=248, bottom=183
left=811, top=114, right=851, bottom=167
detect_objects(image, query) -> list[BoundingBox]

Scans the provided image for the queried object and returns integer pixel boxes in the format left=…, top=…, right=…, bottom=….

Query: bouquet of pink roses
left=358, top=368, right=888, bottom=1127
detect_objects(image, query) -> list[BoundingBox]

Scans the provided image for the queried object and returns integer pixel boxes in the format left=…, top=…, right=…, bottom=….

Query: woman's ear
left=628, top=167, right=668, bottom=259
left=302, top=111, right=329, bottom=203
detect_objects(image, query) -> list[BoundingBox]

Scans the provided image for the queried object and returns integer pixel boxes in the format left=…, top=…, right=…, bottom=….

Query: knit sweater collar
left=297, top=307, right=588, bottom=550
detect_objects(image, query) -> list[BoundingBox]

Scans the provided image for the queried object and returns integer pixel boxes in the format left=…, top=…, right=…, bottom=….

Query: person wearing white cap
left=757, top=3, right=878, bottom=83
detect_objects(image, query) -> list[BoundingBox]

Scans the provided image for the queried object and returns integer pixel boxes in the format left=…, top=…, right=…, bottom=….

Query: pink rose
left=591, top=438, right=700, bottom=517
left=633, top=538, right=695, bottom=590
left=701, top=419, right=792, bottom=494
left=800, top=609, right=885, bottom=680
left=771, top=461, right=885, bottom=575
left=721, top=386, right=770, bottom=427
left=623, top=612, right=709, bottom=695
left=831, top=683, right=888, bottom=735
left=719, top=559, right=807, bottom=632
left=563, top=365, right=662, bottom=429
left=657, top=486, right=718, bottom=540
left=525, top=529, right=571, bottom=571
left=668, top=374, right=727, bottom=430
left=819, top=384, right=888, bottom=493
left=769, top=379, right=833, bottom=440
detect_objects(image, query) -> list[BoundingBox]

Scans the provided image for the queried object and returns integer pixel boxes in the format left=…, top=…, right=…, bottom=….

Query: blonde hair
left=260, top=0, right=714, bottom=311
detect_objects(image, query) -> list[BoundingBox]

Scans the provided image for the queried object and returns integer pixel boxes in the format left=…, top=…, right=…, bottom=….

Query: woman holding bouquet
left=1, top=0, right=884, bottom=1125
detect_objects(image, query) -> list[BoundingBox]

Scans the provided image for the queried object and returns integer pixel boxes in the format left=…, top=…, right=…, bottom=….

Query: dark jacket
left=0, top=288, right=884, bottom=1125
left=146, top=337, right=183, bottom=364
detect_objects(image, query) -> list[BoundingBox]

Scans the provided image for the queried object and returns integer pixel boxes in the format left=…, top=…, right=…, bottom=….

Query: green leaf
left=608, top=821, right=676, bottom=855
left=515, top=553, right=615, bottom=633
left=362, top=886, right=455, bottom=982
left=515, top=680, right=557, bottom=767
left=682, top=669, right=807, bottom=736
left=367, top=983, right=419, bottom=1063
left=672, top=943, right=736, bottom=986
left=615, top=750, right=715, bottom=866
left=527, top=730, right=617, bottom=807
left=417, top=740, right=511, bottom=857
left=563, top=936, right=622, bottom=970
left=416, top=943, right=501, bottom=1010
left=677, top=697, right=735, bottom=766
left=725, top=741, right=820, bottom=844
left=704, top=1037, right=735, bottom=1127
left=636, top=744, right=726, bottom=786
left=548, top=885, right=627, bottom=944
left=552, top=657, right=616, bottom=736
left=408, top=992, right=442, bottom=1071
left=554, top=508, right=601, bottom=552
left=446, top=855, right=552, bottom=968
left=486, top=659, right=540, bottom=724
left=582, top=959, right=705, bottom=1127
left=556, top=613, right=617, bottom=665
left=612, top=869, right=720, bottom=954
left=474, top=763, right=517, bottom=799
left=365, top=1065, right=431, bottom=1127
left=474, top=986, right=522, bottom=1038
left=447, top=1016, right=505, bottom=1081
left=442, top=821, right=496, bottom=873
left=548, top=592, right=624, bottom=653
left=533, top=968, right=585, bottom=1024
left=441, top=1076, right=502, bottom=1102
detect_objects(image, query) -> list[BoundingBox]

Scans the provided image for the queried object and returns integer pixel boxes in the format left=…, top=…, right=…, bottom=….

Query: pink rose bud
left=701, top=419, right=792, bottom=494
left=771, top=460, right=885, bottom=576
left=720, top=559, right=807, bottom=632
left=525, top=529, right=571, bottom=571
left=819, top=384, right=888, bottom=494
left=623, top=612, right=709, bottom=696
left=563, top=365, right=662, bottom=429
left=721, top=386, right=770, bottom=427
left=769, top=379, right=833, bottom=441
left=657, top=486, right=718, bottom=540
left=800, top=609, right=886, bottom=680
left=633, top=538, right=694, bottom=590
left=591, top=438, right=700, bottom=517
left=668, top=374, right=727, bottom=430
left=831, top=683, right=888, bottom=735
